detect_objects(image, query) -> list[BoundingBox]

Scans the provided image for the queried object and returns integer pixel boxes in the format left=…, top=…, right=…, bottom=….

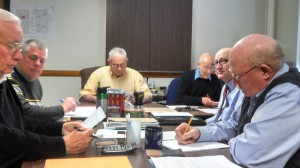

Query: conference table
left=22, top=102, right=233, bottom=168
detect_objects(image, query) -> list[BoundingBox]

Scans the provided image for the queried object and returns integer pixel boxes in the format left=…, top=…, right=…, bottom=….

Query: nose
left=12, top=50, right=22, bottom=61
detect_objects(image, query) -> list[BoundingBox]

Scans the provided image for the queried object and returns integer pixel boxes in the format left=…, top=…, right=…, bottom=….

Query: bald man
left=176, top=52, right=221, bottom=106
left=206, top=48, right=244, bottom=123
left=175, top=34, right=300, bottom=167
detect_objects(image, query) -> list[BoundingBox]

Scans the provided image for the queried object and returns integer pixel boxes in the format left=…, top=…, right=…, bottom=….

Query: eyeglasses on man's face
left=230, top=66, right=258, bottom=81
left=213, top=59, right=228, bottom=67
left=0, top=40, right=25, bottom=53
left=111, top=63, right=126, bottom=69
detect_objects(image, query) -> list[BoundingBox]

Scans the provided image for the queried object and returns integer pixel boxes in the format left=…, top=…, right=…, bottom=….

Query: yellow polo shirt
left=79, top=66, right=152, bottom=98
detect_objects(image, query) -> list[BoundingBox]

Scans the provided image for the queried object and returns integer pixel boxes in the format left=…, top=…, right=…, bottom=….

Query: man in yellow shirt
left=79, top=47, right=152, bottom=103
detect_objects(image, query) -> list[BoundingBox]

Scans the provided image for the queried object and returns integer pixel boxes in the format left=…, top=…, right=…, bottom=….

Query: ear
left=259, top=64, right=272, bottom=80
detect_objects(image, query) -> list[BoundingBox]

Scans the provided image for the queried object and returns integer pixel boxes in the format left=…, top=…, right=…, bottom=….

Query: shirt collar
left=226, top=80, right=235, bottom=92
left=194, top=68, right=211, bottom=81
left=0, top=75, right=8, bottom=84
left=109, top=66, right=126, bottom=78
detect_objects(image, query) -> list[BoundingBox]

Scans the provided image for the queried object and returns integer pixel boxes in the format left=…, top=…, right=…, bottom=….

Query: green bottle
left=96, top=81, right=101, bottom=108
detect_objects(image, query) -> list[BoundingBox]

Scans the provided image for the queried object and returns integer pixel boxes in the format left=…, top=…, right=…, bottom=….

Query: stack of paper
left=105, top=117, right=159, bottom=129
left=162, top=140, right=229, bottom=152
left=150, top=155, right=241, bottom=168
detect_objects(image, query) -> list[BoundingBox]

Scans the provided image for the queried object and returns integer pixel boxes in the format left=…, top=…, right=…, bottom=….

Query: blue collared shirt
left=194, top=69, right=211, bottom=81
left=198, top=63, right=300, bottom=167
left=206, top=80, right=244, bottom=124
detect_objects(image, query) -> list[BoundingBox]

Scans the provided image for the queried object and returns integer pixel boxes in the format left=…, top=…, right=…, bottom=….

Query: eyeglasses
left=200, top=65, right=214, bottom=71
left=28, top=55, right=46, bottom=64
left=111, top=63, right=126, bottom=69
left=230, top=66, right=258, bottom=81
left=213, top=59, right=228, bottom=67
left=0, top=40, right=25, bottom=53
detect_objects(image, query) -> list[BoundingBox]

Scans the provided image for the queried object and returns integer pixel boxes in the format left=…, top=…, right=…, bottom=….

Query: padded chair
left=166, top=77, right=181, bottom=105
left=79, top=66, right=101, bottom=89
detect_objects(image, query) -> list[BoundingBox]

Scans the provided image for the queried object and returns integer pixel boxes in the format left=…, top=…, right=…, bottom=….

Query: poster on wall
left=10, top=5, right=54, bottom=38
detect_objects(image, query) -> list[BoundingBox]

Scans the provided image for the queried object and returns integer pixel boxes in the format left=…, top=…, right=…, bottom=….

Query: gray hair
left=22, top=39, right=48, bottom=58
left=108, top=47, right=128, bottom=61
left=0, top=9, right=21, bottom=25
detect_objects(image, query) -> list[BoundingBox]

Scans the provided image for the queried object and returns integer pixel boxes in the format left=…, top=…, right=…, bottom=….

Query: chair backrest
left=80, top=66, right=101, bottom=89
left=166, top=77, right=181, bottom=105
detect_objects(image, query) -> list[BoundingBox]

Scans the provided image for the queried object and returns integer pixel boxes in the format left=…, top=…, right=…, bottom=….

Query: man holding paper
left=175, top=34, right=300, bottom=167
left=0, top=9, right=94, bottom=167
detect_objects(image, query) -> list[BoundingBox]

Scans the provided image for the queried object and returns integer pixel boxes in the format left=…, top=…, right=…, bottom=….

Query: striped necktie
left=214, top=85, right=229, bottom=122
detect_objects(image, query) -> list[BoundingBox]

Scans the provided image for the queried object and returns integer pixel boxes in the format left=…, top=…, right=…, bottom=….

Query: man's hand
left=175, top=123, right=201, bottom=144
left=202, top=96, right=217, bottom=107
left=61, top=97, right=77, bottom=113
left=63, top=128, right=94, bottom=154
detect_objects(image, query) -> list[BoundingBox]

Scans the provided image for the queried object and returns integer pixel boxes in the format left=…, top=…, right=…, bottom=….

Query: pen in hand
left=73, top=126, right=99, bottom=139
left=60, top=98, right=81, bottom=105
left=183, top=116, right=193, bottom=135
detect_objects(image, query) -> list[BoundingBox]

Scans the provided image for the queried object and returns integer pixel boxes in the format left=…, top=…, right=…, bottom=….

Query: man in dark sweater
left=10, top=39, right=77, bottom=121
left=0, top=9, right=94, bottom=167
left=176, top=52, right=221, bottom=106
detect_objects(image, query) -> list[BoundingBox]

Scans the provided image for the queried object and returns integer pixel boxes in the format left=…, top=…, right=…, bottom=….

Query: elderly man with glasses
left=176, top=52, right=222, bottom=106
left=205, top=48, right=244, bottom=124
left=79, top=47, right=152, bottom=103
left=0, top=9, right=94, bottom=167
left=175, top=34, right=300, bottom=167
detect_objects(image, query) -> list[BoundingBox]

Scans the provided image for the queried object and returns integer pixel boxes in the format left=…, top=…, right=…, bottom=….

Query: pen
left=183, top=116, right=193, bottom=135
left=73, top=126, right=99, bottom=139
left=60, top=98, right=81, bottom=105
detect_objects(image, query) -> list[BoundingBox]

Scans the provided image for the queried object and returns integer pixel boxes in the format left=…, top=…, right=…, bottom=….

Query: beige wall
left=8, top=0, right=300, bottom=105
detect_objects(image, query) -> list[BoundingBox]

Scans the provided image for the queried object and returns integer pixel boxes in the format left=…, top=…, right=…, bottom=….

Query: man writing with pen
left=9, top=39, right=77, bottom=121
left=176, top=52, right=221, bottom=107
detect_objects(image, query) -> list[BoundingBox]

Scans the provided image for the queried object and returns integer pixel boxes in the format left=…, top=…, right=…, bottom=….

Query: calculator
left=102, top=143, right=139, bottom=154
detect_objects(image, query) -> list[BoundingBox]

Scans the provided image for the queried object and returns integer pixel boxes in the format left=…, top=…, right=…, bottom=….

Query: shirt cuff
left=197, top=126, right=212, bottom=142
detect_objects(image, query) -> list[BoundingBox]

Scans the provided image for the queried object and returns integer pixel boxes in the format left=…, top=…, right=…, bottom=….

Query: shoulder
left=93, top=66, right=110, bottom=74
left=126, top=67, right=143, bottom=76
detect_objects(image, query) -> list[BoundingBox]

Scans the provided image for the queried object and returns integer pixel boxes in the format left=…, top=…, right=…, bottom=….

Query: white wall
left=191, top=0, right=267, bottom=69
left=10, top=0, right=300, bottom=105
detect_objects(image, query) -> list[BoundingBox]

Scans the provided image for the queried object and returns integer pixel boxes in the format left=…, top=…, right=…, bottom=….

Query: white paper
left=163, top=140, right=229, bottom=152
left=151, top=112, right=192, bottom=117
left=64, top=106, right=96, bottom=118
left=95, top=129, right=146, bottom=139
left=166, top=105, right=198, bottom=110
left=83, top=107, right=106, bottom=128
left=198, top=108, right=218, bottom=114
left=163, top=131, right=176, bottom=141
left=151, top=155, right=241, bottom=168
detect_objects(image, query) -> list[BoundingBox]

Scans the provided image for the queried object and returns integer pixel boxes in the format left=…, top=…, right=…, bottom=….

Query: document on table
left=163, top=140, right=229, bottom=152
left=150, top=155, right=241, bottom=168
left=83, top=106, right=106, bottom=128
left=150, top=112, right=192, bottom=117
left=64, top=106, right=96, bottom=118
left=198, top=108, right=218, bottom=114
left=95, top=129, right=146, bottom=139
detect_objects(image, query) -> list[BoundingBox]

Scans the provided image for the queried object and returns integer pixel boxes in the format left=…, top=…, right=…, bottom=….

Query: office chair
left=166, top=77, right=181, bottom=105
left=79, top=66, right=101, bottom=89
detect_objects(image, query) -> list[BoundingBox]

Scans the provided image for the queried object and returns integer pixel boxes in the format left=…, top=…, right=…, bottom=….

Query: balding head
left=214, top=48, right=231, bottom=83
left=230, top=34, right=284, bottom=71
left=197, top=52, right=213, bottom=79
left=229, top=34, right=285, bottom=97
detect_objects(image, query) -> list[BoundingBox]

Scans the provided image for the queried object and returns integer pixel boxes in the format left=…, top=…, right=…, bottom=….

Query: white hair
left=0, top=9, right=21, bottom=25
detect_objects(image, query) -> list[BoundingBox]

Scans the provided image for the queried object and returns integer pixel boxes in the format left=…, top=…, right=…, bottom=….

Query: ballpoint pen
left=73, top=126, right=99, bottom=139
left=60, top=98, right=81, bottom=105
